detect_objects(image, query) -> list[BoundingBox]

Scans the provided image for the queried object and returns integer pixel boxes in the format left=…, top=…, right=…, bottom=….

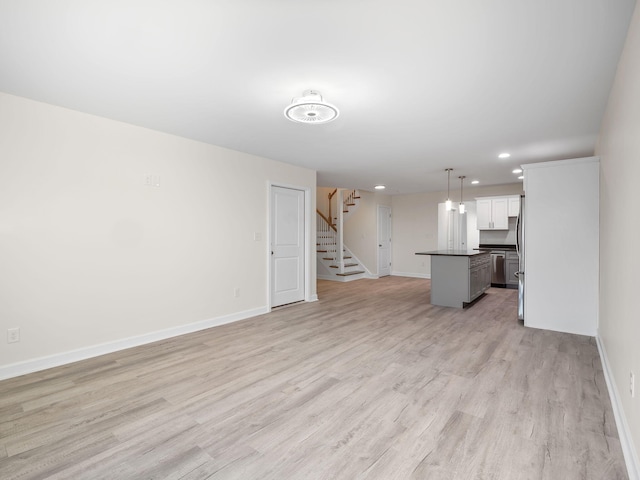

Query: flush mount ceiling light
left=374, top=185, right=386, bottom=190
left=499, top=153, right=511, bottom=159
left=284, top=90, right=339, bottom=124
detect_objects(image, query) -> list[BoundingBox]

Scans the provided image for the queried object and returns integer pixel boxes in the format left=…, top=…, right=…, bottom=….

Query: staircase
left=316, top=189, right=368, bottom=282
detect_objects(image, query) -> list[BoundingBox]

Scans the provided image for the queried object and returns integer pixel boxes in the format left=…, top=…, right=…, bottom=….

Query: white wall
left=0, top=92, right=316, bottom=374
left=596, top=0, right=640, bottom=473
left=392, top=184, right=523, bottom=277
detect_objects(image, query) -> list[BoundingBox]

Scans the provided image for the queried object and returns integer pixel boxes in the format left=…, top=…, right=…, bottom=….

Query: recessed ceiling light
left=499, top=153, right=511, bottom=159
left=471, top=180, right=479, bottom=184
left=518, top=175, right=524, bottom=180
left=513, top=168, right=522, bottom=174
left=374, top=185, right=386, bottom=190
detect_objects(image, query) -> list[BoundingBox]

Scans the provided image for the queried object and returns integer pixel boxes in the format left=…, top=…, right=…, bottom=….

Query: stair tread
left=336, top=270, right=365, bottom=276
left=329, top=263, right=359, bottom=268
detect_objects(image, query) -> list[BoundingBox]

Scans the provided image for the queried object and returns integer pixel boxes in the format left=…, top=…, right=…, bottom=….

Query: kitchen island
left=415, top=250, right=491, bottom=308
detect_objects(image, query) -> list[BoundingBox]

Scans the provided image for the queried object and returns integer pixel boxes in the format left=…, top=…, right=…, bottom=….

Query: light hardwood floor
left=0, top=277, right=628, bottom=479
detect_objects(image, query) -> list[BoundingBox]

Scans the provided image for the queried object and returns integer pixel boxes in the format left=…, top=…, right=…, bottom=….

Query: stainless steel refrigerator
left=515, top=195, right=525, bottom=321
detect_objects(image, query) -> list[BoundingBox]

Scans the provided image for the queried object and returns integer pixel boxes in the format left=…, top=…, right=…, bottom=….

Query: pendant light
left=445, top=168, right=453, bottom=211
left=458, top=176, right=466, bottom=214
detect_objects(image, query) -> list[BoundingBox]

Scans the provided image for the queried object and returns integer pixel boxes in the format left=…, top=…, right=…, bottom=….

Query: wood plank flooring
left=0, top=277, right=628, bottom=479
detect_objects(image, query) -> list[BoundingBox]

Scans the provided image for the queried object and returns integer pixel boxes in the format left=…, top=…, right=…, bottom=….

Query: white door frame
left=377, top=204, right=392, bottom=277
left=267, top=181, right=313, bottom=310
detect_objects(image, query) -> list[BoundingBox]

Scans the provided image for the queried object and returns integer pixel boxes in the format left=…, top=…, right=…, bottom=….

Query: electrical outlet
left=234, top=287, right=240, bottom=298
left=143, top=174, right=161, bottom=187
left=7, top=327, right=20, bottom=343
left=631, top=372, right=635, bottom=398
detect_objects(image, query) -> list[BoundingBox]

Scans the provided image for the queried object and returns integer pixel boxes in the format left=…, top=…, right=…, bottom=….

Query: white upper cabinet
left=492, top=198, right=509, bottom=229
left=476, top=199, right=493, bottom=229
left=476, top=196, right=517, bottom=230
left=508, top=196, right=520, bottom=217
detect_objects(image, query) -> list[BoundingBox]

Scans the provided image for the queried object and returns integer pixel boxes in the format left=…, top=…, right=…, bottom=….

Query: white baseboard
left=317, top=274, right=344, bottom=282
left=596, top=334, right=640, bottom=480
left=308, top=294, right=319, bottom=302
left=0, top=306, right=269, bottom=381
left=317, top=274, right=367, bottom=282
left=391, top=271, right=430, bottom=279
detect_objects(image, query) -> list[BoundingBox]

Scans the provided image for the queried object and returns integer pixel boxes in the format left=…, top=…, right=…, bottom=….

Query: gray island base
left=415, top=250, right=491, bottom=308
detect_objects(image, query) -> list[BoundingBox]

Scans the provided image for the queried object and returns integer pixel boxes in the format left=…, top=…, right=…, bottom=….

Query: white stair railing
left=316, top=211, right=338, bottom=265
left=316, top=208, right=370, bottom=280
left=318, top=189, right=360, bottom=274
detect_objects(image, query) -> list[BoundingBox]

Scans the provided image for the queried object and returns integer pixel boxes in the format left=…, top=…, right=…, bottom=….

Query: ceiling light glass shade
left=458, top=176, right=465, bottom=214
left=374, top=185, right=386, bottom=190
left=445, top=168, right=453, bottom=211
left=284, top=90, right=339, bottom=124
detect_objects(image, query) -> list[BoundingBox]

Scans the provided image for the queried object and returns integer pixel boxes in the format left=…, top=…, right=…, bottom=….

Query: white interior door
left=271, top=186, right=305, bottom=307
left=378, top=205, right=391, bottom=277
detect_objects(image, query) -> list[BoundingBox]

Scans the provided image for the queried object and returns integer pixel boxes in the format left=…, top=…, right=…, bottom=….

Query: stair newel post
left=328, top=188, right=337, bottom=229
left=337, top=189, right=344, bottom=274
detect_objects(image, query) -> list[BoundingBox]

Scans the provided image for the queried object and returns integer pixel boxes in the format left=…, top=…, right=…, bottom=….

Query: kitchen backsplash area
left=479, top=217, right=517, bottom=245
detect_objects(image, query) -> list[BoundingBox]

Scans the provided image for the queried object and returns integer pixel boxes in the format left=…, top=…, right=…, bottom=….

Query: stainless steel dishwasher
left=490, top=250, right=506, bottom=286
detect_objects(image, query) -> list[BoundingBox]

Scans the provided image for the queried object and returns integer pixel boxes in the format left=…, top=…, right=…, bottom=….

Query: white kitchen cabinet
left=475, top=199, right=492, bottom=229
left=476, top=197, right=509, bottom=230
left=508, top=196, right=520, bottom=217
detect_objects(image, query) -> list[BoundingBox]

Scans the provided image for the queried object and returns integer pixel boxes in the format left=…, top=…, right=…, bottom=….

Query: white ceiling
left=0, top=0, right=636, bottom=194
